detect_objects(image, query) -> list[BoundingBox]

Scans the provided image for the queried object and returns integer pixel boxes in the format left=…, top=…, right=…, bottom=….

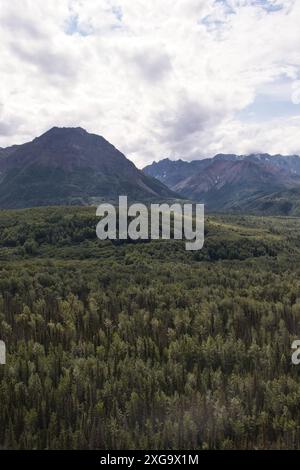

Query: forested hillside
left=0, top=207, right=300, bottom=449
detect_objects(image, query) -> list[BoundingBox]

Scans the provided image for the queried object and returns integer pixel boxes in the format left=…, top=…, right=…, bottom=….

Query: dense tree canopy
left=0, top=207, right=300, bottom=449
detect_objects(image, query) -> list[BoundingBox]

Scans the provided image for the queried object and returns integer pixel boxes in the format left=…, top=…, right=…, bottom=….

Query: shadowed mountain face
left=143, top=154, right=300, bottom=214
left=143, top=158, right=212, bottom=188
left=0, top=127, right=176, bottom=208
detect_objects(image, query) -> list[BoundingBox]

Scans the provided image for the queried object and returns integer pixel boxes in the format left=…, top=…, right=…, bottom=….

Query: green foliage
left=0, top=207, right=300, bottom=449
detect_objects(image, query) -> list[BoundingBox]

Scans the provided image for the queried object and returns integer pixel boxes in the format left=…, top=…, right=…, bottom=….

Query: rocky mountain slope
left=0, top=127, right=176, bottom=208
left=143, top=154, right=300, bottom=214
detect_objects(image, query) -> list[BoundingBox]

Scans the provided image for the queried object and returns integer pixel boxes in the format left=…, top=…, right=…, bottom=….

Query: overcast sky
left=1, top=0, right=300, bottom=167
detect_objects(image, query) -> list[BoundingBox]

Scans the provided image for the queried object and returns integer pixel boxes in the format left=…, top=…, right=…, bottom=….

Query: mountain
left=230, top=186, right=300, bottom=216
left=143, top=158, right=212, bottom=188
left=0, top=127, right=176, bottom=208
left=214, top=153, right=300, bottom=175
left=143, top=154, right=300, bottom=214
left=0, top=145, right=20, bottom=158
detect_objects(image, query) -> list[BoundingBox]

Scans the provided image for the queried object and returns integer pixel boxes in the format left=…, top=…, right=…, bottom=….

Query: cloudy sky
left=1, top=0, right=300, bottom=167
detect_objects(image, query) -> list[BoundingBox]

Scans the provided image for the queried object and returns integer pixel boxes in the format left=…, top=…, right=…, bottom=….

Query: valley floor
left=0, top=207, right=300, bottom=449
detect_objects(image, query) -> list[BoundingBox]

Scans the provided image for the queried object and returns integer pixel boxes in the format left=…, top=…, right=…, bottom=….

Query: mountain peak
left=0, top=127, right=176, bottom=208
left=49, top=126, right=86, bottom=133
left=39, top=126, right=89, bottom=138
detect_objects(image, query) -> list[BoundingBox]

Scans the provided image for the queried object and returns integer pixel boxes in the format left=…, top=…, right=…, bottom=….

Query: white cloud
left=0, top=0, right=300, bottom=166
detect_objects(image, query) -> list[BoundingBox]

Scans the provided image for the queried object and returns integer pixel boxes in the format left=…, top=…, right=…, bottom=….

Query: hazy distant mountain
left=143, top=154, right=300, bottom=214
left=0, top=127, right=176, bottom=208
left=143, top=158, right=212, bottom=188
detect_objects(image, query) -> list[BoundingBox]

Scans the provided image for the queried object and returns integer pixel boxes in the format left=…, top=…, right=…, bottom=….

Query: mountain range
left=143, top=154, right=300, bottom=215
left=1, top=126, right=300, bottom=215
left=0, top=127, right=175, bottom=208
